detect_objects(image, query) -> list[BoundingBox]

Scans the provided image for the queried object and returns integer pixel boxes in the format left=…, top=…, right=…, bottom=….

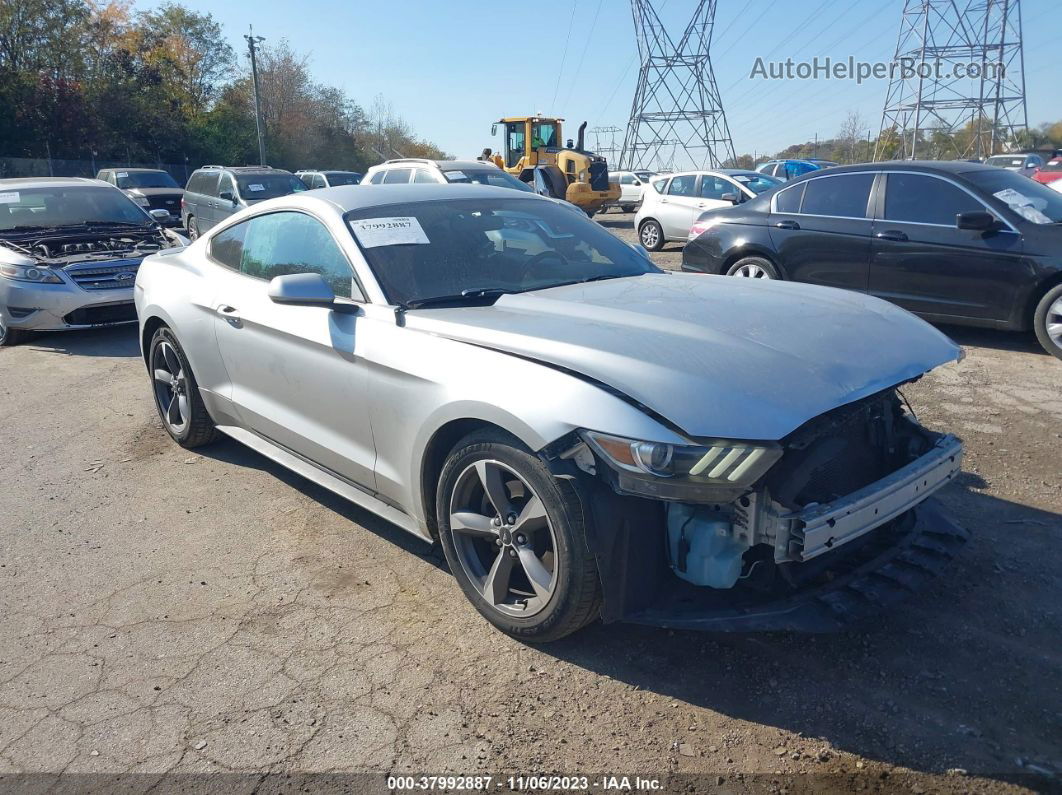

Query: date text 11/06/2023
left=387, top=775, right=664, bottom=791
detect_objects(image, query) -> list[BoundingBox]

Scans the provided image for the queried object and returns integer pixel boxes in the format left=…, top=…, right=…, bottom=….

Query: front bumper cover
left=623, top=498, right=968, bottom=632
left=0, top=278, right=136, bottom=332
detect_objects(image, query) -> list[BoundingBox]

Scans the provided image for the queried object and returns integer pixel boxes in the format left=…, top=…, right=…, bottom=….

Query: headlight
left=581, top=430, right=782, bottom=502
left=0, top=263, right=64, bottom=284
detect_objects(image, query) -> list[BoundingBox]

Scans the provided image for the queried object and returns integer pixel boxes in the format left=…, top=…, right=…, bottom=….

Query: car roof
left=0, top=177, right=107, bottom=189
left=369, top=159, right=497, bottom=171
left=809, top=160, right=1008, bottom=178
left=655, top=169, right=760, bottom=178
left=100, top=167, right=169, bottom=174
left=257, top=182, right=549, bottom=214
left=195, top=166, right=291, bottom=175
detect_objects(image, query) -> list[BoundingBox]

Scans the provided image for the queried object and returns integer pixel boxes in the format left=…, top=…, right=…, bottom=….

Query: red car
left=1032, top=158, right=1062, bottom=185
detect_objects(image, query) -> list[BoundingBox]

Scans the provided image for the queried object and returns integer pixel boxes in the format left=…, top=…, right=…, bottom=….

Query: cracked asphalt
left=0, top=216, right=1059, bottom=792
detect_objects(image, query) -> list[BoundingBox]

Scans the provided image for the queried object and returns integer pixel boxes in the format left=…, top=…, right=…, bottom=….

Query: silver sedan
left=135, top=183, right=968, bottom=641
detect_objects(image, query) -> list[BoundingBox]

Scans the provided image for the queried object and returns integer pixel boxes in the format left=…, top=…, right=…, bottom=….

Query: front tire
left=0, top=317, right=29, bottom=347
left=621, top=204, right=637, bottom=213
left=437, top=429, right=601, bottom=642
left=639, top=219, right=664, bottom=251
left=148, top=326, right=219, bottom=448
left=726, top=256, right=780, bottom=279
left=1033, top=283, right=1062, bottom=361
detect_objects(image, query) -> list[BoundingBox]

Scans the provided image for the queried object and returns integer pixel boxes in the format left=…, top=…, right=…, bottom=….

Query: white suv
left=634, top=169, right=782, bottom=251
left=600, top=170, right=658, bottom=214
left=363, top=159, right=533, bottom=193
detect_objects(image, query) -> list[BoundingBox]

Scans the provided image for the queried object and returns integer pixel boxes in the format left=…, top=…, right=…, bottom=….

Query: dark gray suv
left=181, top=165, right=308, bottom=239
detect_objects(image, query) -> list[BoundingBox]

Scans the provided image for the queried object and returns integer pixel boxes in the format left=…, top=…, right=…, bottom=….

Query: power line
left=595, top=0, right=670, bottom=120
left=561, top=0, right=606, bottom=110
left=550, top=0, right=579, bottom=113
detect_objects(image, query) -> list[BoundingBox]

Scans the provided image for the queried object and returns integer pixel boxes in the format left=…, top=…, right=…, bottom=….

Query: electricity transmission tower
left=590, top=126, right=623, bottom=164
left=875, top=0, right=1027, bottom=161
left=620, top=0, right=735, bottom=171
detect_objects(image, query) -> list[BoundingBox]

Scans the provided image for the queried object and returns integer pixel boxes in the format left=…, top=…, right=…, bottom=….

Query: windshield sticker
left=994, top=188, right=1051, bottom=223
left=445, top=171, right=467, bottom=181
left=0, top=191, right=20, bottom=204
left=350, top=217, right=430, bottom=248
left=247, top=183, right=265, bottom=192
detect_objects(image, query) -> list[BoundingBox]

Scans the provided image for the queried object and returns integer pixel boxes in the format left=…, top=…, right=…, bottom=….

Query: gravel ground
left=0, top=214, right=1059, bottom=792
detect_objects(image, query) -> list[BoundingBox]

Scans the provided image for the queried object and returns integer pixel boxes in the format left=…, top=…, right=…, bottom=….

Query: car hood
left=126, top=187, right=184, bottom=197
left=405, top=273, right=961, bottom=440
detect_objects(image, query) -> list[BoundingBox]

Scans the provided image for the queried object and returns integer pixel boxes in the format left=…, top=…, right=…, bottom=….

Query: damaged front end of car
left=548, top=387, right=967, bottom=632
left=0, top=224, right=182, bottom=333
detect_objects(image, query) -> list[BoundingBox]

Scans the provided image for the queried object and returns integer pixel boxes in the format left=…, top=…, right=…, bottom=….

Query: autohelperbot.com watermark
left=749, top=55, right=1006, bottom=84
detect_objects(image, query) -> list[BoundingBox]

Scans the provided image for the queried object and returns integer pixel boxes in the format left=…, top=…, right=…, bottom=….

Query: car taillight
left=688, top=220, right=713, bottom=241
left=180, top=197, right=186, bottom=208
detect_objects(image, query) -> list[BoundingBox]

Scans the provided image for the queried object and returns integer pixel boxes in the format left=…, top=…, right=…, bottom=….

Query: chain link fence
left=0, top=156, right=193, bottom=185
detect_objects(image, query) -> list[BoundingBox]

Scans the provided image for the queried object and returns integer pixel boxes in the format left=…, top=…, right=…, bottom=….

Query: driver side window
left=217, top=173, right=236, bottom=199
left=237, top=212, right=360, bottom=299
left=699, top=176, right=732, bottom=200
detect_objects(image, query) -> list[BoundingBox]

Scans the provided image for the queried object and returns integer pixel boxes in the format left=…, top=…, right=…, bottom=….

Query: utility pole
left=245, top=26, right=267, bottom=166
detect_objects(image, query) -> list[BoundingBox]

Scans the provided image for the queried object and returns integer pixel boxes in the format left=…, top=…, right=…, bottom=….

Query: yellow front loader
left=486, top=116, right=620, bottom=216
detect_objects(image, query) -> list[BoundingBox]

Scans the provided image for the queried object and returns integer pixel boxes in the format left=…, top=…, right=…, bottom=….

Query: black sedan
left=682, top=161, right=1062, bottom=359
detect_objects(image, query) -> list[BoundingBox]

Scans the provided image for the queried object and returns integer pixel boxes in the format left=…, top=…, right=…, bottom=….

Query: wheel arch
left=418, top=417, right=535, bottom=539
left=720, top=246, right=784, bottom=278
left=1022, top=271, right=1062, bottom=331
left=140, top=314, right=168, bottom=366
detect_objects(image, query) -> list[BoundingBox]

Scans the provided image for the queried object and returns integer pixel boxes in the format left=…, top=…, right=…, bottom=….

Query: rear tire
left=148, top=326, right=219, bottom=448
left=639, top=219, right=664, bottom=251
left=725, top=256, right=780, bottom=280
left=437, top=428, right=601, bottom=642
left=621, top=204, right=637, bottom=213
left=186, top=216, right=199, bottom=241
left=1033, top=282, right=1062, bottom=361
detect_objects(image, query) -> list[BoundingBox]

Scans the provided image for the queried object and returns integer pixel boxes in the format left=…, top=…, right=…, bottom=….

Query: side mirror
left=219, top=190, right=236, bottom=203
left=268, top=273, right=337, bottom=308
left=721, top=192, right=740, bottom=204
left=956, top=211, right=997, bottom=231
left=149, top=208, right=170, bottom=221
left=491, top=123, right=498, bottom=137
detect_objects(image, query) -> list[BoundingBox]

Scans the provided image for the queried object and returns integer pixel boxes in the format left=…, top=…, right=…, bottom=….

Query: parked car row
left=131, top=181, right=970, bottom=640
left=681, top=160, right=1062, bottom=360
left=0, top=177, right=187, bottom=345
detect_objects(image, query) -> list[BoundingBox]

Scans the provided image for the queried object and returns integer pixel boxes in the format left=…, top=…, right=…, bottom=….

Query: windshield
left=964, top=168, right=1062, bottom=224
left=236, top=174, right=308, bottom=200
left=325, top=172, right=362, bottom=186
left=730, top=173, right=782, bottom=194
left=1041, top=160, right=1062, bottom=172
left=986, top=155, right=1025, bottom=168
left=0, top=186, right=149, bottom=233
left=115, top=171, right=179, bottom=189
left=345, top=197, right=659, bottom=306
left=443, top=169, right=533, bottom=192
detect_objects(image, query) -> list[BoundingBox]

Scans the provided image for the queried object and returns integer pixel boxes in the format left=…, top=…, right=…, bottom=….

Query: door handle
left=875, top=230, right=909, bottom=242
left=217, top=304, right=241, bottom=326
left=774, top=220, right=800, bottom=230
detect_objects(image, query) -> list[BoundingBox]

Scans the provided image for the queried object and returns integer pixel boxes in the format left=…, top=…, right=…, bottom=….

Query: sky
left=140, top=0, right=1058, bottom=164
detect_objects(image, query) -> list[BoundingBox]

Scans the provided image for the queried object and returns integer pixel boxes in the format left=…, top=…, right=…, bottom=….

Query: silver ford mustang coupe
left=135, top=183, right=968, bottom=641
